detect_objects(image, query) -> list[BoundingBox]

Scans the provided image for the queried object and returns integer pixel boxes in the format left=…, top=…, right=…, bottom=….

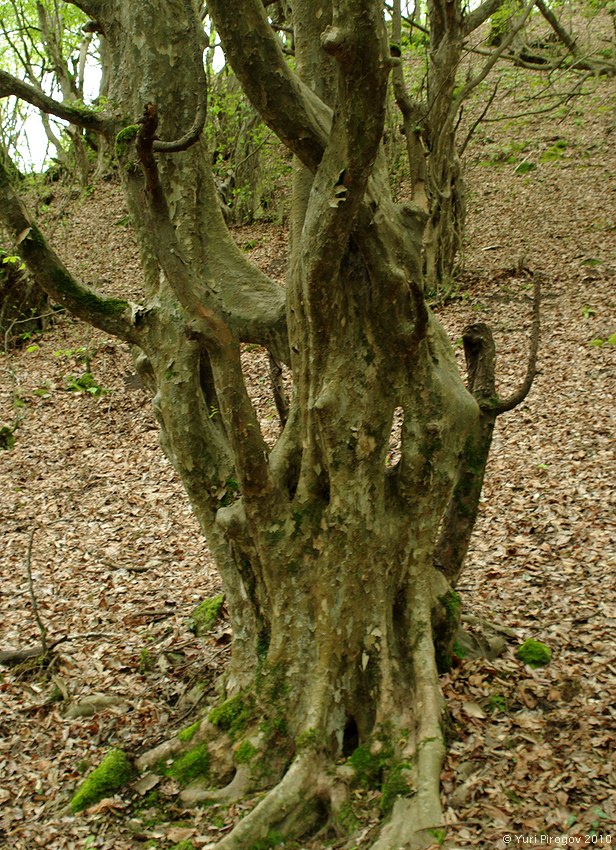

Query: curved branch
left=0, top=158, right=140, bottom=343
left=152, top=0, right=208, bottom=153
left=208, top=0, right=331, bottom=169
left=496, top=272, right=541, bottom=413
left=0, top=69, right=111, bottom=133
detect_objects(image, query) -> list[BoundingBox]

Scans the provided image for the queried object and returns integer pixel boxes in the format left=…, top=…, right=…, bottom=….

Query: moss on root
left=166, top=743, right=210, bottom=784
left=70, top=748, right=134, bottom=813
left=516, top=638, right=551, bottom=668
left=178, top=719, right=202, bottom=743
left=208, top=694, right=252, bottom=738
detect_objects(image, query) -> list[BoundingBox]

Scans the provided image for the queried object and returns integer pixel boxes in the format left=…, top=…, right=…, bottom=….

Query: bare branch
left=0, top=69, right=110, bottom=133
left=25, top=529, right=47, bottom=656
left=452, top=0, right=538, bottom=111
left=496, top=272, right=541, bottom=413
left=458, top=78, right=500, bottom=156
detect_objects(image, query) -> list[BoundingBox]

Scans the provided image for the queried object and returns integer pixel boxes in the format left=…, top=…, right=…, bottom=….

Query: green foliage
left=70, top=749, right=134, bottom=812
left=516, top=638, right=551, bottom=668
left=589, top=333, right=616, bottom=347
left=171, top=841, right=195, bottom=850
left=427, top=827, right=447, bottom=845
left=540, top=139, right=568, bottom=163
left=138, top=648, right=153, bottom=673
left=166, top=743, right=210, bottom=784
left=208, top=694, right=252, bottom=738
left=515, top=161, right=536, bottom=175
left=188, top=594, right=225, bottom=635
left=66, top=372, right=108, bottom=395
left=487, top=694, right=507, bottom=713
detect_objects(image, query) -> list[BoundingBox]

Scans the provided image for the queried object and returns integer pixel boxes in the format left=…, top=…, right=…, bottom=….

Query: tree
left=0, top=0, right=540, bottom=846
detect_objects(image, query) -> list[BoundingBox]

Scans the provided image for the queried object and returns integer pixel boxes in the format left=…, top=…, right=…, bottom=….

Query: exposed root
left=210, top=752, right=325, bottom=850
left=181, top=765, right=251, bottom=805
left=135, top=737, right=184, bottom=772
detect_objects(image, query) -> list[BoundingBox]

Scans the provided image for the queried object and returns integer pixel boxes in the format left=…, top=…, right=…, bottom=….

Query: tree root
left=209, top=752, right=325, bottom=850
left=181, top=765, right=251, bottom=805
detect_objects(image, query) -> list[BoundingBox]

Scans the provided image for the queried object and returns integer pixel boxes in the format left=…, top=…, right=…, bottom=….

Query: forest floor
left=1, top=39, right=615, bottom=850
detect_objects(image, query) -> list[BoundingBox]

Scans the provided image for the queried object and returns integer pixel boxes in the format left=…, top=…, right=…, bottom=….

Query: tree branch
left=152, top=0, right=208, bottom=153
left=0, top=69, right=110, bottom=133
left=463, top=0, right=508, bottom=36
left=0, top=158, right=140, bottom=343
left=207, top=0, right=331, bottom=169
left=496, top=272, right=541, bottom=413
left=453, top=0, right=538, bottom=111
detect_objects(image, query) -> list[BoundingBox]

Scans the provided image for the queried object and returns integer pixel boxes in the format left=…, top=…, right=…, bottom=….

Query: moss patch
left=189, top=594, right=224, bottom=635
left=167, top=743, right=210, bottom=784
left=208, top=694, right=252, bottom=738
left=234, top=740, right=258, bottom=764
left=516, top=638, right=551, bottom=668
left=70, top=748, right=134, bottom=813
left=178, top=720, right=202, bottom=743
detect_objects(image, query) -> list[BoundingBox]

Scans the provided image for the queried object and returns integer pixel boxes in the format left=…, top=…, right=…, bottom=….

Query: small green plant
left=139, top=648, right=154, bottom=673
left=70, top=749, right=134, bottom=812
left=515, top=161, right=536, bottom=175
left=0, top=424, right=16, bottom=450
left=516, top=638, right=551, bottom=668
left=487, top=694, right=507, bottom=713
left=589, top=333, right=616, bottom=347
left=581, top=305, right=597, bottom=318
left=540, top=139, right=568, bottom=163
left=66, top=372, right=108, bottom=395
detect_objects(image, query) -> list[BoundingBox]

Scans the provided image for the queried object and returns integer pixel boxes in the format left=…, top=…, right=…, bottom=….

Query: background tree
left=0, top=0, right=107, bottom=179
left=0, top=1, right=544, bottom=848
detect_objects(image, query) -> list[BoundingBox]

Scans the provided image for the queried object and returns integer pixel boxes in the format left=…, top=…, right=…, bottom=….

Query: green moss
left=248, top=830, right=284, bottom=850
left=178, top=720, right=202, bottom=742
left=516, top=638, right=551, bottom=668
left=208, top=694, right=252, bottom=738
left=452, top=639, right=467, bottom=659
left=171, top=841, right=195, bottom=850
left=348, top=741, right=393, bottom=788
left=296, top=728, right=321, bottom=751
left=167, top=743, right=210, bottom=784
left=189, top=594, right=224, bottom=635
left=380, top=762, right=413, bottom=813
left=114, top=124, right=139, bottom=159
left=70, top=748, right=134, bottom=813
left=440, top=590, right=461, bottom=624
left=234, top=741, right=257, bottom=764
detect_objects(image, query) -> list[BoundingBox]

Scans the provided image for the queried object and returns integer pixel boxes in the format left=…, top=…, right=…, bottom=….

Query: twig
left=25, top=528, right=47, bottom=655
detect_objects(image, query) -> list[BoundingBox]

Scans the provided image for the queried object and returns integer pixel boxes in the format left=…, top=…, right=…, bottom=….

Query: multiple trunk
left=0, top=1, right=539, bottom=847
